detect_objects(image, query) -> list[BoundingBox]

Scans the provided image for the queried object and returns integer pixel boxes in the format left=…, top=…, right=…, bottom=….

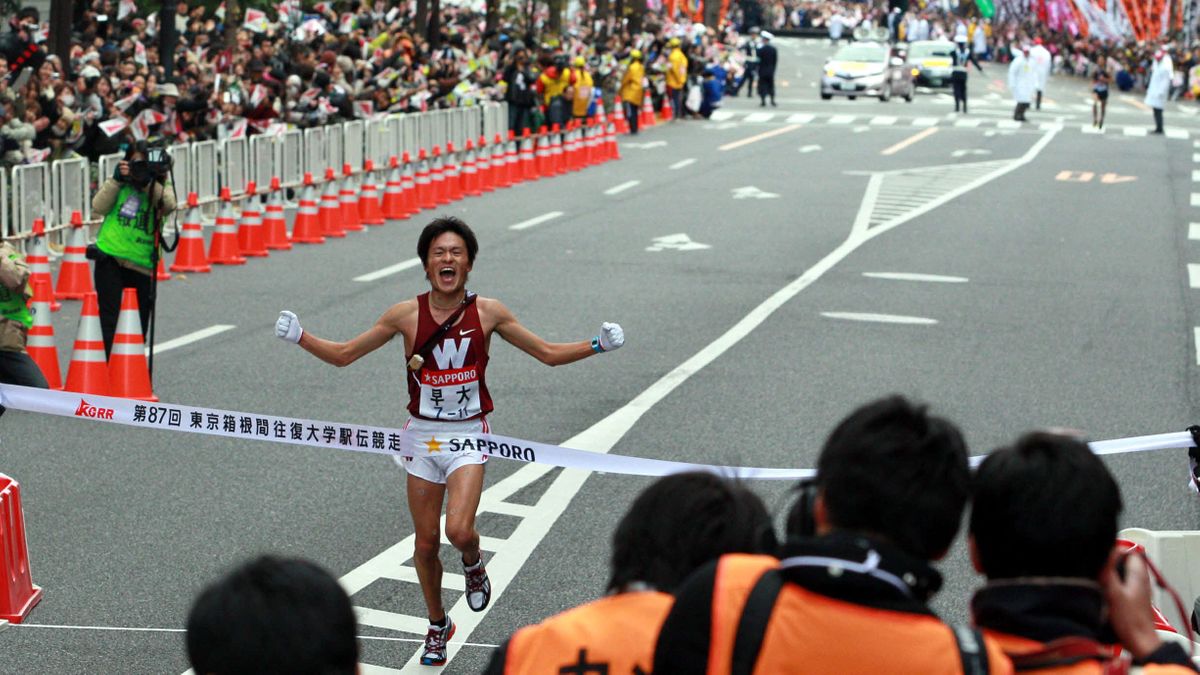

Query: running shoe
left=464, top=557, right=492, bottom=611
left=420, top=617, right=455, bottom=666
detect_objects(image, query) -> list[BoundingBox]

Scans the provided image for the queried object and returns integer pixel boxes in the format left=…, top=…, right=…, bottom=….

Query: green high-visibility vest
left=96, top=184, right=157, bottom=270
left=0, top=251, right=30, bottom=330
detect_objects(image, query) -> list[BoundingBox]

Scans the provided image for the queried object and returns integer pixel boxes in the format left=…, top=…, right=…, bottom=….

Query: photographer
left=90, top=140, right=174, bottom=356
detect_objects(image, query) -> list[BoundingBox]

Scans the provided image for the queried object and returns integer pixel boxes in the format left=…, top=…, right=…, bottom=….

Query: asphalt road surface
left=4, top=37, right=1200, bottom=673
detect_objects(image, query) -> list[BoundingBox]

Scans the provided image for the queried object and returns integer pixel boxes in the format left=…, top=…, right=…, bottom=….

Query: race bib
left=418, top=364, right=481, bottom=420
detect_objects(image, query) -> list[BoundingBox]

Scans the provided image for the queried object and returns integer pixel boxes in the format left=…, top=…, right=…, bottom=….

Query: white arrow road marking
left=799, top=145, right=822, bottom=153
left=646, top=233, right=713, bottom=252
left=731, top=186, right=781, bottom=200
left=822, top=312, right=939, bottom=325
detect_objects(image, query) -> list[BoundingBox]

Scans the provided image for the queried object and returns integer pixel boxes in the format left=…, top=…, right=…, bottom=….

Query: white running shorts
left=394, top=416, right=490, bottom=485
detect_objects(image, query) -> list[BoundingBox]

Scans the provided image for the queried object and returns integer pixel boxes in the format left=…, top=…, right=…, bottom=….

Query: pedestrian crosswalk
left=704, top=109, right=1193, bottom=138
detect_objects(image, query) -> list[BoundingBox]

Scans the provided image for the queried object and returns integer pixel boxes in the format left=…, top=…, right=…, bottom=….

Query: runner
left=274, top=216, right=625, bottom=666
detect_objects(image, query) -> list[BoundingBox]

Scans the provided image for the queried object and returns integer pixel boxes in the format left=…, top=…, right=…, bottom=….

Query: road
left=3, top=37, right=1200, bottom=673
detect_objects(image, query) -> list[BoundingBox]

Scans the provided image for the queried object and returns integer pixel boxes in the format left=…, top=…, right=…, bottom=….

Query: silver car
left=908, top=40, right=957, bottom=87
left=820, top=42, right=915, bottom=102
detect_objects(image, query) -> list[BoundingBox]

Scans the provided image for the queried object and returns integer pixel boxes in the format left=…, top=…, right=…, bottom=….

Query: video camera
left=128, top=143, right=172, bottom=189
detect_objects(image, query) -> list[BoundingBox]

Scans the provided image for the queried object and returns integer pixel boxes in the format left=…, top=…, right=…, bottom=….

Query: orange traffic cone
left=444, top=143, right=462, bottom=202
left=496, top=130, right=516, bottom=186
left=641, top=89, right=656, bottom=128
left=613, top=96, right=630, bottom=134
left=320, top=168, right=346, bottom=238
left=340, top=164, right=363, bottom=232
left=415, top=149, right=433, bottom=211
left=237, top=182, right=268, bottom=257
left=55, top=211, right=93, bottom=300
left=358, top=160, right=385, bottom=226
left=27, top=219, right=58, bottom=312
left=209, top=187, right=246, bottom=265
left=108, top=288, right=156, bottom=401
left=264, top=177, right=292, bottom=250
left=155, top=258, right=170, bottom=281
left=399, top=152, right=417, bottom=217
left=291, top=173, right=325, bottom=244
left=462, top=140, right=480, bottom=197
left=431, top=146, right=448, bottom=205
left=660, top=93, right=674, bottom=122
left=566, top=123, right=580, bottom=172
left=0, top=473, right=43, bottom=624
left=27, top=278, right=61, bottom=389
left=607, top=121, right=621, bottom=160
left=534, top=127, right=551, bottom=179
left=63, top=292, right=109, bottom=395
left=476, top=136, right=494, bottom=193
left=170, top=193, right=211, bottom=272
left=550, top=124, right=565, bottom=175
left=382, top=156, right=405, bottom=221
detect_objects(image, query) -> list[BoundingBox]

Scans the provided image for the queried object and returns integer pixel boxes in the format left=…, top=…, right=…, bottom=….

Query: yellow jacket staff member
left=620, top=50, right=645, bottom=135
left=91, top=141, right=175, bottom=356
left=571, top=56, right=594, bottom=119
left=667, top=38, right=688, bottom=90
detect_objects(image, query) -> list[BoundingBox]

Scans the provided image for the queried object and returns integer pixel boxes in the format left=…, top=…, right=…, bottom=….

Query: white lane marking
left=1190, top=223, right=1200, bottom=240
left=786, top=113, right=816, bottom=124
left=822, top=312, right=938, bottom=325
left=154, top=325, right=235, bottom=354
left=718, top=124, right=803, bottom=151
left=669, top=158, right=697, bottom=170
left=354, top=258, right=421, bottom=282
left=710, top=110, right=735, bottom=121
left=1193, top=170, right=1200, bottom=182
left=1189, top=264, right=1200, bottom=288
left=604, top=180, right=640, bottom=195
left=1167, top=128, right=1190, bottom=139
left=330, top=127, right=1062, bottom=672
left=1195, top=327, right=1200, bottom=366
left=912, top=117, right=939, bottom=127
left=1081, top=125, right=1104, bottom=135
left=1124, top=126, right=1148, bottom=137
left=996, top=120, right=1022, bottom=129
left=863, top=272, right=969, bottom=283
left=744, top=112, right=775, bottom=123
left=954, top=119, right=982, bottom=128
left=1038, top=123, right=1064, bottom=131
left=828, top=114, right=856, bottom=125
left=870, top=116, right=897, bottom=126
left=880, top=127, right=939, bottom=156
left=509, top=211, right=564, bottom=231
left=1192, top=193, right=1200, bottom=207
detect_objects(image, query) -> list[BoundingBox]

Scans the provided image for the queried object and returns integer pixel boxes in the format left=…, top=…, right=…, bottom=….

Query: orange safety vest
left=705, top=554, right=1015, bottom=675
left=503, top=591, right=673, bottom=675
left=986, top=630, right=1198, bottom=674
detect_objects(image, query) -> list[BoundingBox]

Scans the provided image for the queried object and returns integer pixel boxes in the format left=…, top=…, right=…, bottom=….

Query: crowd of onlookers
left=187, top=395, right=1200, bottom=674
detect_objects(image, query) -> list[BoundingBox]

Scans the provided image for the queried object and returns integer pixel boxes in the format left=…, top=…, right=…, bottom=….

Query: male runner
left=274, top=216, right=625, bottom=666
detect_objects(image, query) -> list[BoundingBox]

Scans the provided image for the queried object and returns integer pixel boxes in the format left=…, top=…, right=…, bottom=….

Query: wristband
left=591, top=336, right=604, bottom=353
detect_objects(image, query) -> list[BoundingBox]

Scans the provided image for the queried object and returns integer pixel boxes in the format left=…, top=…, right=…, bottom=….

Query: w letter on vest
left=433, top=338, right=471, bottom=370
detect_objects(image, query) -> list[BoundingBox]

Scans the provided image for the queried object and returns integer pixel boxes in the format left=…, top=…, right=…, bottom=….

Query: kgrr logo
left=74, top=399, right=114, bottom=419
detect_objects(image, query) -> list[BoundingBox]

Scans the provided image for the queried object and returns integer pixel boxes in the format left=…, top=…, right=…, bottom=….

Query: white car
left=820, top=42, right=915, bottom=102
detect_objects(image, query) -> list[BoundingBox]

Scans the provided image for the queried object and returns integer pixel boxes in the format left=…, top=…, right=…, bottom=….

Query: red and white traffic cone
left=209, top=187, right=246, bottom=265
left=660, top=93, right=674, bottom=122
left=518, top=129, right=534, bottom=183
left=170, top=193, right=211, bottom=271
left=0, top=473, right=43, bottom=624
left=641, top=89, right=656, bottom=128
left=291, top=173, right=325, bottom=245
left=534, top=128, right=549, bottom=179
left=359, top=160, right=385, bottom=226
left=399, top=152, right=417, bottom=217
left=55, top=211, right=93, bottom=300
left=613, top=96, right=630, bottom=134
left=263, top=177, right=292, bottom=250
left=108, top=287, right=156, bottom=401
left=63, top=292, right=110, bottom=395
left=431, top=146, right=449, bottom=205
left=320, top=167, right=346, bottom=238
left=550, top=124, right=565, bottom=175
left=237, top=182, right=269, bottom=258
left=382, top=156, right=406, bottom=221
left=415, top=149, right=433, bottom=211
left=27, top=219, right=58, bottom=312
left=444, top=143, right=462, bottom=202
left=155, top=258, right=170, bottom=282
left=27, top=278, right=61, bottom=390
left=462, top=140, right=480, bottom=197
left=607, top=121, right=621, bottom=160
left=340, top=164, right=363, bottom=232
left=476, top=136, right=494, bottom=193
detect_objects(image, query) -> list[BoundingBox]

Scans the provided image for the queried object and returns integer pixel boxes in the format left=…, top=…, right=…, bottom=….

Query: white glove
left=595, top=322, right=624, bottom=352
left=276, top=310, right=303, bottom=344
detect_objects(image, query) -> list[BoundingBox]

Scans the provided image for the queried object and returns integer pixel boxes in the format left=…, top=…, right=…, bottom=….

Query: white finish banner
left=0, top=385, right=1193, bottom=481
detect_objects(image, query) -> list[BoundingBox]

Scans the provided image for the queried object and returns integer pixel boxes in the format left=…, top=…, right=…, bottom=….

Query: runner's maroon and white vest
left=407, top=292, right=494, bottom=421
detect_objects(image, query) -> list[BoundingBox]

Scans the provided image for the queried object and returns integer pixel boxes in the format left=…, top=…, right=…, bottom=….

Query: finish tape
left=0, top=385, right=1192, bottom=480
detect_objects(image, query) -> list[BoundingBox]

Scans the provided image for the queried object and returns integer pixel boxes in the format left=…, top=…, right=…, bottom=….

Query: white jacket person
left=1145, top=51, right=1173, bottom=109
left=1008, top=49, right=1036, bottom=104
left=1030, top=42, right=1052, bottom=90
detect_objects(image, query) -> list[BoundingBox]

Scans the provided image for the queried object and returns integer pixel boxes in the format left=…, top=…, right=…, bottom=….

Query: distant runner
left=275, top=216, right=625, bottom=666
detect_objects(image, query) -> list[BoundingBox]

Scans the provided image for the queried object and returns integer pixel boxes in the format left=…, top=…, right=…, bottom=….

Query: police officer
left=0, top=238, right=47, bottom=388
left=90, top=141, right=175, bottom=356
left=951, top=36, right=984, bottom=114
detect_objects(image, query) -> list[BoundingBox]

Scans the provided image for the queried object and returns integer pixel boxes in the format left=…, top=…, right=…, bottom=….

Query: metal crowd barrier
left=1, top=101, right=509, bottom=239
